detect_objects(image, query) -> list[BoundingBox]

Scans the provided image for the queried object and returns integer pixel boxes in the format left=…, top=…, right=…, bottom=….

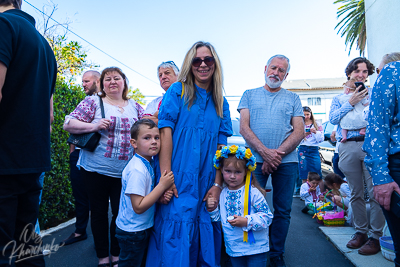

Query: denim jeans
left=386, top=154, right=400, bottom=266
left=230, top=252, right=269, bottom=267
left=254, top=162, right=298, bottom=258
left=116, top=227, right=151, bottom=267
left=332, top=152, right=345, bottom=178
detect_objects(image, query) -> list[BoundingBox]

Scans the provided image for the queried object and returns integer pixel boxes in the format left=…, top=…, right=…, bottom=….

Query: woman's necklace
left=106, top=95, right=126, bottom=113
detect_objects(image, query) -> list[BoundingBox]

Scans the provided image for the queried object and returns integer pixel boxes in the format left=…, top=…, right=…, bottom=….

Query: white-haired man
left=238, top=55, right=304, bottom=267
left=144, top=61, right=179, bottom=124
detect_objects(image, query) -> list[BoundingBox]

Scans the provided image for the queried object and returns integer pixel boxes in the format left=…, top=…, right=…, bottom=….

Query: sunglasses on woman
left=192, top=57, right=215, bottom=67
left=303, top=106, right=311, bottom=112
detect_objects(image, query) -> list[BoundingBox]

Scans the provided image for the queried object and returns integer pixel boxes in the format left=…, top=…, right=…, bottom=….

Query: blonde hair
left=381, top=52, right=400, bottom=65
left=177, top=41, right=224, bottom=117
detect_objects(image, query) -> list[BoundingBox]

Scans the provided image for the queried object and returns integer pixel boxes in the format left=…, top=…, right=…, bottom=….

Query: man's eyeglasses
left=376, top=67, right=381, bottom=75
left=192, top=57, right=215, bottom=67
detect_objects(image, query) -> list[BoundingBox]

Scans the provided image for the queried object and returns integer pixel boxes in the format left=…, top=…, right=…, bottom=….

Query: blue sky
left=22, top=0, right=362, bottom=99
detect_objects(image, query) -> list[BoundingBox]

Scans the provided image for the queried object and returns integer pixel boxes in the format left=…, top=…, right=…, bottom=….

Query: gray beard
left=265, top=75, right=283, bottom=89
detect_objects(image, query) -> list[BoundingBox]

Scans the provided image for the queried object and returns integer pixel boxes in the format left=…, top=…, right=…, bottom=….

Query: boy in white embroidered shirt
left=115, top=119, right=174, bottom=267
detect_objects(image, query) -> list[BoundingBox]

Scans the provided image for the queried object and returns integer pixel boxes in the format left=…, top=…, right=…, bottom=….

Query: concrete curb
left=319, top=226, right=393, bottom=267
left=40, top=218, right=76, bottom=237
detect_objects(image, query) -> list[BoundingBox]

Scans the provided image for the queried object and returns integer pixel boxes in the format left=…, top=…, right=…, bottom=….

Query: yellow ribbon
left=181, top=82, right=185, bottom=99
left=243, top=170, right=251, bottom=242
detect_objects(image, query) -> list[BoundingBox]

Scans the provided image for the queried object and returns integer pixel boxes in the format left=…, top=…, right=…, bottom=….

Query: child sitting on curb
left=300, top=172, right=322, bottom=215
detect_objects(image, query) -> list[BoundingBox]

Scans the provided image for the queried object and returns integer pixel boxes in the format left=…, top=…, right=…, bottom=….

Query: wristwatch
left=213, top=183, right=223, bottom=190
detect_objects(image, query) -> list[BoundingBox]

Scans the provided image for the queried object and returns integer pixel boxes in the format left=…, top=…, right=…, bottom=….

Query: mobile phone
left=305, top=128, right=310, bottom=133
left=355, top=82, right=368, bottom=95
left=391, top=191, right=400, bottom=218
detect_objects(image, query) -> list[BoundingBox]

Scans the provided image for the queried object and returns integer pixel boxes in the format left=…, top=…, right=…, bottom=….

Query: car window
left=325, top=122, right=335, bottom=133
left=232, top=120, right=241, bottom=136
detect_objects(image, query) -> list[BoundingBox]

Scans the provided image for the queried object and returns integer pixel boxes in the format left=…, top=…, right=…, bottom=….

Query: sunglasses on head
left=303, top=106, right=311, bottom=112
left=163, top=61, right=177, bottom=67
left=192, top=57, right=215, bottom=67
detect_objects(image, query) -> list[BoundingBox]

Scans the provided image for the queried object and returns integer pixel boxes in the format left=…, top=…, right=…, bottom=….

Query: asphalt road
left=43, top=169, right=353, bottom=267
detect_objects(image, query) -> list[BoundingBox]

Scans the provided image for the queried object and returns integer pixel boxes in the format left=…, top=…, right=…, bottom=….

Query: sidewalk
left=320, top=226, right=393, bottom=267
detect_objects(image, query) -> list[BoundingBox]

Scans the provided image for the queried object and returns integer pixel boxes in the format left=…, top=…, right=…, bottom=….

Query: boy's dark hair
left=130, top=119, right=157, bottom=139
left=307, top=172, right=321, bottom=182
left=345, top=57, right=375, bottom=79
left=324, top=172, right=344, bottom=185
left=0, top=0, right=22, bottom=9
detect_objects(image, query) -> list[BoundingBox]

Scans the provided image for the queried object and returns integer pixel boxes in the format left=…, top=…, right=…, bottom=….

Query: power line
left=23, top=0, right=159, bottom=85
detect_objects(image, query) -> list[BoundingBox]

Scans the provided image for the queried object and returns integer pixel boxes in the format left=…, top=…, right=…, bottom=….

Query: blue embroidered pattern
left=225, top=190, right=242, bottom=220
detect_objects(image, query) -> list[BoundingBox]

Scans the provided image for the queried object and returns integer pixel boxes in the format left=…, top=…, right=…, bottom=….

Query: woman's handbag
left=67, top=96, right=105, bottom=152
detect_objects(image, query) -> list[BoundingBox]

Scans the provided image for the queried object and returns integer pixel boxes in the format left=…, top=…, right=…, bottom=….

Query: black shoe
left=60, top=232, right=87, bottom=246
left=270, top=255, right=286, bottom=267
left=301, top=206, right=309, bottom=214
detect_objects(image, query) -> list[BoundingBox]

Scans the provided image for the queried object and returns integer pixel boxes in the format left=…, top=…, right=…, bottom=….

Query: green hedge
left=39, top=79, right=86, bottom=228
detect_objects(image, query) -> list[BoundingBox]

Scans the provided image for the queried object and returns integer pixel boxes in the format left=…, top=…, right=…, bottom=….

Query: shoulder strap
left=98, top=95, right=105, bottom=118
left=181, top=82, right=185, bottom=99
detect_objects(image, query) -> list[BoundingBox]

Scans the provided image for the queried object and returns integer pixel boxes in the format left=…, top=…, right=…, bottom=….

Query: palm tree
left=334, top=0, right=366, bottom=56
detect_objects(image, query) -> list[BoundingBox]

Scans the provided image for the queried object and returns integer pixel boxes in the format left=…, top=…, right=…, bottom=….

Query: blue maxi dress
left=146, top=82, right=232, bottom=267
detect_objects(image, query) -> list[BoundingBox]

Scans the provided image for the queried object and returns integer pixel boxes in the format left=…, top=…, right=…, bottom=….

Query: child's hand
left=206, top=196, right=217, bottom=210
left=159, top=170, right=174, bottom=190
left=163, top=190, right=173, bottom=202
left=309, top=187, right=316, bottom=192
left=228, top=215, right=248, bottom=228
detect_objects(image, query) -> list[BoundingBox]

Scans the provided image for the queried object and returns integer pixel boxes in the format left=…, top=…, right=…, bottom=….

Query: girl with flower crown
left=207, top=145, right=273, bottom=267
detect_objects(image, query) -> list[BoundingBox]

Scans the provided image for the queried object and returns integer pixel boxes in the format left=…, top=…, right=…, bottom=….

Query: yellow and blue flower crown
left=213, top=145, right=257, bottom=172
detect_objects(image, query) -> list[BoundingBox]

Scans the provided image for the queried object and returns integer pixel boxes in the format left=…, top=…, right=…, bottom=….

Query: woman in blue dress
left=146, top=41, right=232, bottom=266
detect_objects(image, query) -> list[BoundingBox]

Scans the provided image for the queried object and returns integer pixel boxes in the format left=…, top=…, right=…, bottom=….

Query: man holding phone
left=364, top=60, right=400, bottom=266
left=329, top=57, right=385, bottom=256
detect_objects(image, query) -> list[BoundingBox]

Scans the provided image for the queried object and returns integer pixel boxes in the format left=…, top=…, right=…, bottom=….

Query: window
left=308, top=97, right=321, bottom=106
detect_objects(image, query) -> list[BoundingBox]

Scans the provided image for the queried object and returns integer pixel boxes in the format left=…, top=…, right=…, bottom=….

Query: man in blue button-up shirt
left=329, top=57, right=385, bottom=256
left=364, top=59, right=400, bottom=266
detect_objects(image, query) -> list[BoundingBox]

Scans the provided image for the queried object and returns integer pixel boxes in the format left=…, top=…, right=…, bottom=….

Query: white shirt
left=116, top=154, right=155, bottom=232
left=300, top=182, right=321, bottom=205
left=209, top=185, right=273, bottom=257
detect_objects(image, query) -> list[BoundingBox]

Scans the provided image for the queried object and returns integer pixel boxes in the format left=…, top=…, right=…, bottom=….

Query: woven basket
left=323, top=218, right=345, bottom=226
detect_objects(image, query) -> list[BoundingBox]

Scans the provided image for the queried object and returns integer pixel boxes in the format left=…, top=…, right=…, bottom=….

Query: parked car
left=227, top=118, right=274, bottom=212
left=319, top=121, right=335, bottom=166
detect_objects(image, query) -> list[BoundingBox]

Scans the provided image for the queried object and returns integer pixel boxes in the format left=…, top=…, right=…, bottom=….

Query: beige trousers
left=339, top=140, right=385, bottom=239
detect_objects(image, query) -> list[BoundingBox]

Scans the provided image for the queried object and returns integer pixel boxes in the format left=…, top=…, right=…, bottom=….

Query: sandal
left=98, top=263, right=110, bottom=267
left=111, top=260, right=119, bottom=266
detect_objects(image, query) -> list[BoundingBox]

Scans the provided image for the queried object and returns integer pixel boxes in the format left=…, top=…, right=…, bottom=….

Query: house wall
left=294, top=89, right=343, bottom=123
left=365, top=0, right=400, bottom=86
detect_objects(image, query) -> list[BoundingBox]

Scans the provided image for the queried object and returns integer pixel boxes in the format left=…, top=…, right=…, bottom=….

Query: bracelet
left=213, top=183, right=223, bottom=190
